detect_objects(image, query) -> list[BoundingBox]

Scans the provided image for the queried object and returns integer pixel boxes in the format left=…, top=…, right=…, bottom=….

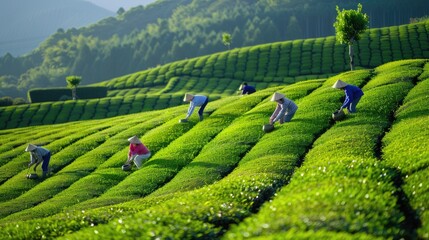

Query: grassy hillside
left=1, top=21, right=428, bottom=130
left=0, top=59, right=427, bottom=239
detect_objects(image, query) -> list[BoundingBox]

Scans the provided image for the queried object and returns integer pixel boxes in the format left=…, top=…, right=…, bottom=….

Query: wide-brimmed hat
left=25, top=144, right=37, bottom=152
left=332, top=80, right=348, bottom=89
left=183, top=93, right=194, bottom=102
left=128, top=136, right=141, bottom=144
left=270, top=92, right=285, bottom=101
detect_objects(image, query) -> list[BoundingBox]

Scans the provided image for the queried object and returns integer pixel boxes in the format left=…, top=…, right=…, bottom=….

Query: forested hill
left=1, top=0, right=428, bottom=98
left=0, top=0, right=114, bottom=57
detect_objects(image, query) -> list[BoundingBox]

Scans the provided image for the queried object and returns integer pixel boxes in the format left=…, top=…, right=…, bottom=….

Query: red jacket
left=128, top=143, right=149, bottom=158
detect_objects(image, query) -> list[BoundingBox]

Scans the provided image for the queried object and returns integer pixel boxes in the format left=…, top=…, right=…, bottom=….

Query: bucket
left=262, top=124, right=274, bottom=133
left=122, top=164, right=132, bottom=171
left=26, top=173, right=38, bottom=179
left=332, top=109, right=345, bottom=121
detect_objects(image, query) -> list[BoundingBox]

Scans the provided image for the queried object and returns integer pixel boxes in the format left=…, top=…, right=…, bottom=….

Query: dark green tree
left=333, top=3, right=369, bottom=70
left=222, top=32, right=232, bottom=49
left=66, top=75, right=82, bottom=100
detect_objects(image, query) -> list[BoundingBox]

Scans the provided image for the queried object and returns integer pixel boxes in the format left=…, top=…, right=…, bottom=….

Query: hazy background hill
left=0, top=0, right=115, bottom=57
left=1, top=0, right=428, bottom=99
left=85, top=0, right=157, bottom=11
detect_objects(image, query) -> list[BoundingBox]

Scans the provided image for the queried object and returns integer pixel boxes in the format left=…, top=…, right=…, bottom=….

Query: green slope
left=0, top=59, right=427, bottom=239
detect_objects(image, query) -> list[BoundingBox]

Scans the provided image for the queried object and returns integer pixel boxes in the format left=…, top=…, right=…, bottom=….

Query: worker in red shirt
left=125, top=135, right=151, bottom=169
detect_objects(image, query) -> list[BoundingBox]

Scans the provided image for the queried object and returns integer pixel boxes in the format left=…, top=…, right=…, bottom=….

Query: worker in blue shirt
left=183, top=93, right=209, bottom=121
left=25, top=144, right=51, bottom=178
left=239, top=82, right=256, bottom=95
left=332, top=80, right=364, bottom=113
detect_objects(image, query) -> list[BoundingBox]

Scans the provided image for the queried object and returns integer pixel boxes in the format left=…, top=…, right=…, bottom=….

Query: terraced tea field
left=1, top=21, right=428, bottom=129
left=1, top=18, right=429, bottom=239
left=0, top=58, right=428, bottom=239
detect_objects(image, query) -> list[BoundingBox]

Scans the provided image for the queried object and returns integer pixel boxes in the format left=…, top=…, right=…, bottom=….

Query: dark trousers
left=42, top=152, right=51, bottom=173
left=198, top=97, right=209, bottom=118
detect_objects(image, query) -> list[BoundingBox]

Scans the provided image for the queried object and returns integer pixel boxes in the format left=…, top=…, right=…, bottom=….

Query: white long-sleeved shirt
left=270, top=98, right=298, bottom=123
left=186, top=95, right=208, bottom=118
left=29, top=147, right=50, bottom=165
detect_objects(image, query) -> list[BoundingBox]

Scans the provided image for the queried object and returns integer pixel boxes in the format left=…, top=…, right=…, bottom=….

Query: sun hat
left=270, top=92, right=285, bottom=101
left=183, top=93, right=194, bottom=102
left=332, top=80, right=348, bottom=89
left=128, top=136, right=141, bottom=144
left=25, top=144, right=37, bottom=152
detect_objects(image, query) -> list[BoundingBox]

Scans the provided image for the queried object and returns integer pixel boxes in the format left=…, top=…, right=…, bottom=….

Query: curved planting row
left=64, top=89, right=274, bottom=212
left=112, top=76, right=283, bottom=97
left=98, top=21, right=429, bottom=93
left=0, top=120, right=115, bottom=190
left=382, top=63, right=429, bottom=239
left=0, top=93, right=220, bottom=130
left=0, top=114, right=158, bottom=218
left=0, top=105, right=192, bottom=222
left=148, top=80, right=323, bottom=199
left=0, top=60, right=427, bottom=239
left=224, top=59, right=426, bottom=239
left=50, top=70, right=370, bottom=239
left=0, top=124, right=68, bottom=168
left=0, top=76, right=328, bottom=239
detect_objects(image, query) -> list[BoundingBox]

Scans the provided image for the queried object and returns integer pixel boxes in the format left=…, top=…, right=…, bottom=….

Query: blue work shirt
left=186, top=95, right=208, bottom=118
left=342, top=85, right=364, bottom=108
left=241, top=85, right=256, bottom=95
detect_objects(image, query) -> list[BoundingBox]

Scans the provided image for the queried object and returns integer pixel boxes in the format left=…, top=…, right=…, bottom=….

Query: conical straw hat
left=332, top=80, right=348, bottom=89
left=183, top=93, right=194, bottom=102
left=270, top=92, right=285, bottom=101
left=25, top=144, right=37, bottom=152
left=128, top=136, right=141, bottom=144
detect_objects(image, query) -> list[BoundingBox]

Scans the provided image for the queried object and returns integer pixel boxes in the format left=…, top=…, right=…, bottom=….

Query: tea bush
left=224, top=60, right=425, bottom=239
left=382, top=67, right=429, bottom=238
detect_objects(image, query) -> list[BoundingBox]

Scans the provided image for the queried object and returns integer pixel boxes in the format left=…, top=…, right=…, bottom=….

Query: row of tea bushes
left=98, top=21, right=429, bottom=93
left=382, top=64, right=429, bottom=239
left=148, top=81, right=323, bottom=198
left=0, top=93, right=220, bottom=130
left=108, top=76, right=283, bottom=98
left=65, top=90, right=274, bottom=212
left=0, top=115, right=155, bottom=219
left=224, top=59, right=426, bottom=239
left=0, top=124, right=71, bottom=168
left=0, top=86, right=284, bottom=239
left=0, top=120, right=115, bottom=198
left=0, top=107, right=188, bottom=222
left=0, top=98, right=235, bottom=239
left=0, top=81, right=322, bottom=239
left=56, top=71, right=364, bottom=239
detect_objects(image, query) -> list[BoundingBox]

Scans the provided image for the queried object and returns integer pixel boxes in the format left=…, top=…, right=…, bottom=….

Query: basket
left=26, top=173, right=38, bottom=179
left=332, top=109, right=346, bottom=121
left=122, top=164, right=132, bottom=171
left=262, top=124, right=274, bottom=133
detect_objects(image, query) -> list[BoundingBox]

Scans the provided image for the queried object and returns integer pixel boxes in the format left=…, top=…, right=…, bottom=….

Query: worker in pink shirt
left=125, top=135, right=151, bottom=169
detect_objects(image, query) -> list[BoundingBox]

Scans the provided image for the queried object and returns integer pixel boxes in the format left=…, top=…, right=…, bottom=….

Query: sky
left=84, top=0, right=157, bottom=12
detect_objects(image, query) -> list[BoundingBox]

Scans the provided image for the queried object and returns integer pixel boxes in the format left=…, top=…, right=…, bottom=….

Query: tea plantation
left=1, top=20, right=428, bottom=129
left=0, top=22, right=428, bottom=239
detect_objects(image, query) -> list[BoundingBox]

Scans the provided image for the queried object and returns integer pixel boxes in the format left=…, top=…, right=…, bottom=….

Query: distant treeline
left=1, top=0, right=428, bottom=98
